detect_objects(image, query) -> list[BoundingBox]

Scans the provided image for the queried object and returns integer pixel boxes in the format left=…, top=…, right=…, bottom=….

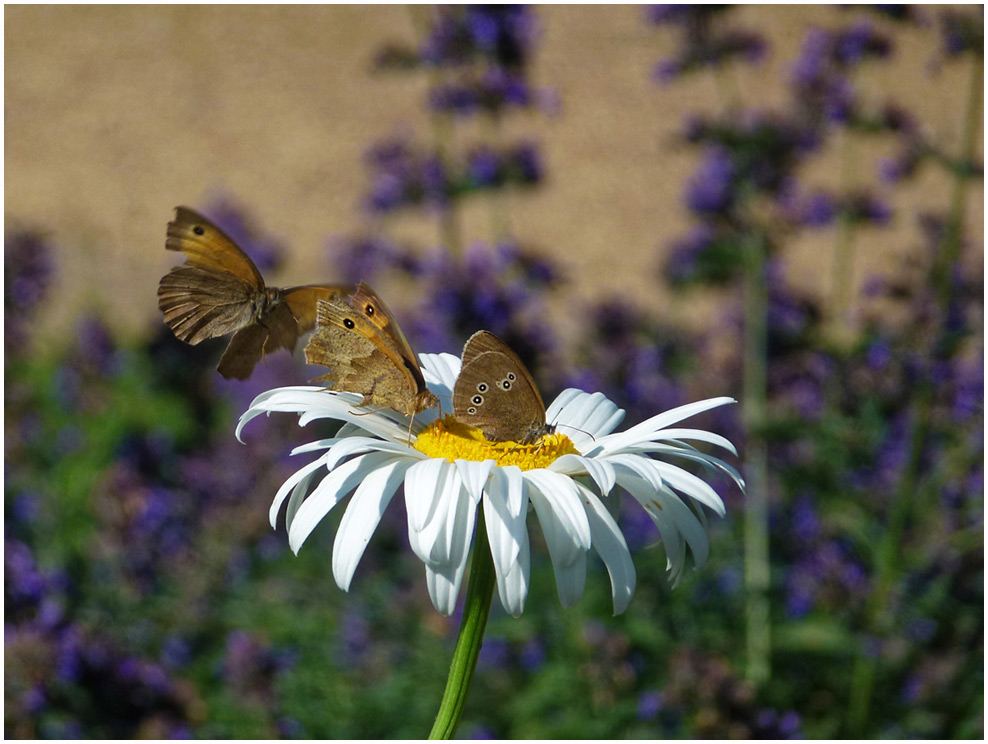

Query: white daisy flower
left=237, top=352, right=742, bottom=617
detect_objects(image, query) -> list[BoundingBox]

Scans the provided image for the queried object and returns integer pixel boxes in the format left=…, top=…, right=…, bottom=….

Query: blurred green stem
left=845, top=51, right=982, bottom=737
left=408, top=5, right=463, bottom=256
left=482, top=112, right=512, bottom=243
left=742, top=229, right=771, bottom=686
left=830, top=124, right=858, bottom=341
left=933, top=53, right=983, bottom=318
left=429, top=508, right=496, bottom=739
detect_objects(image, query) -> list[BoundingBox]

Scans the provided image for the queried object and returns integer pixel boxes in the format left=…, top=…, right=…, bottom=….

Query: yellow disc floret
left=414, top=416, right=579, bottom=471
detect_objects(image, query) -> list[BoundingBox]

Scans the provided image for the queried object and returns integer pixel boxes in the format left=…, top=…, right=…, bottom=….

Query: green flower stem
left=933, top=52, right=983, bottom=319
left=429, top=507, right=496, bottom=740
left=829, top=122, right=858, bottom=341
left=741, top=229, right=771, bottom=686
left=483, top=117, right=512, bottom=244
left=845, top=52, right=982, bottom=737
left=408, top=5, right=463, bottom=257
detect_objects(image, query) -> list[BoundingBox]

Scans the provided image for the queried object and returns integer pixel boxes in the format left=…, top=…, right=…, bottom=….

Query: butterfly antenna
left=555, top=423, right=596, bottom=442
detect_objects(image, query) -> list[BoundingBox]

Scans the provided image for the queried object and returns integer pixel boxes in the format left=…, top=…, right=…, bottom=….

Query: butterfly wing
left=157, top=264, right=258, bottom=344
left=347, top=282, right=431, bottom=392
left=165, top=206, right=265, bottom=287
left=305, top=296, right=437, bottom=417
left=281, top=284, right=354, bottom=332
left=158, top=206, right=268, bottom=345
left=215, top=302, right=301, bottom=380
left=453, top=331, right=549, bottom=443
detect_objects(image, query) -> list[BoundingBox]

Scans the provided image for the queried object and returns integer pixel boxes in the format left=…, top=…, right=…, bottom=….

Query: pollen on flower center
left=414, top=416, right=579, bottom=470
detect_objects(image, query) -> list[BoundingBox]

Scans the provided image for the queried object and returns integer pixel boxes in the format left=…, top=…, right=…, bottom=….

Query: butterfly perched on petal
left=304, top=282, right=438, bottom=418
left=157, top=206, right=351, bottom=379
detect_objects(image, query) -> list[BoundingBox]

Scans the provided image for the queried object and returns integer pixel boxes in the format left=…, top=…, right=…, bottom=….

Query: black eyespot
left=472, top=394, right=483, bottom=405
left=467, top=407, right=477, bottom=415
left=193, top=225, right=205, bottom=236
left=502, top=380, right=512, bottom=390
left=365, top=304, right=374, bottom=316
left=507, top=372, right=516, bottom=381
left=477, top=383, right=488, bottom=393
left=344, top=318, right=355, bottom=329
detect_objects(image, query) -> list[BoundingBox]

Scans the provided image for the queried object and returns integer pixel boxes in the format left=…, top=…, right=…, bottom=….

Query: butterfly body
left=157, top=206, right=350, bottom=379
left=453, top=331, right=554, bottom=444
left=305, top=283, right=438, bottom=418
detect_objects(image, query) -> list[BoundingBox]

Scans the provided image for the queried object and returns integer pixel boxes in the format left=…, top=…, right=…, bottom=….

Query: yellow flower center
left=414, top=416, right=579, bottom=471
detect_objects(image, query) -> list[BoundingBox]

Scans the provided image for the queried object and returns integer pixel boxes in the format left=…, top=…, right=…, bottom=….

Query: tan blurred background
left=5, top=5, right=982, bottom=353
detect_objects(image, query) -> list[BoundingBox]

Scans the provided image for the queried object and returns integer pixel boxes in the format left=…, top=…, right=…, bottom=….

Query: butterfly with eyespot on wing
left=304, top=282, right=439, bottom=418
left=157, top=206, right=352, bottom=380
left=453, top=330, right=556, bottom=445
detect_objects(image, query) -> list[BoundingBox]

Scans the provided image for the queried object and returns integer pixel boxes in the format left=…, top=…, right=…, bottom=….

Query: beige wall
left=5, top=5, right=982, bottom=351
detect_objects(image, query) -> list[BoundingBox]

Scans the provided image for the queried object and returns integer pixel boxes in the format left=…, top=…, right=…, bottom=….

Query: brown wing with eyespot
left=282, top=284, right=354, bottom=332
left=165, top=206, right=265, bottom=286
left=453, top=331, right=551, bottom=444
left=158, top=206, right=267, bottom=345
left=347, top=282, right=430, bottom=392
left=305, top=296, right=438, bottom=417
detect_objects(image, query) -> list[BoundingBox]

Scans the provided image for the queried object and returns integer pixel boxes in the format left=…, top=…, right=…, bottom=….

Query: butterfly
left=304, top=282, right=439, bottom=418
left=157, top=206, right=351, bottom=379
left=453, top=330, right=555, bottom=444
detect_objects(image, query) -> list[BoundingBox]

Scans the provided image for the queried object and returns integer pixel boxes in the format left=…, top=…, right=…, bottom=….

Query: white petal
left=549, top=454, right=616, bottom=496
left=439, top=476, right=478, bottom=573
left=617, top=472, right=687, bottom=581
left=404, top=457, right=447, bottom=533
left=285, top=466, right=321, bottom=532
left=425, top=559, right=468, bottom=616
left=655, top=486, right=710, bottom=568
left=455, top=459, right=495, bottom=506
left=650, top=427, right=738, bottom=456
left=290, top=437, right=342, bottom=456
left=237, top=386, right=418, bottom=444
left=269, top=455, right=327, bottom=528
left=288, top=451, right=396, bottom=552
left=324, top=436, right=421, bottom=471
left=495, top=532, right=530, bottom=617
left=484, top=467, right=529, bottom=598
left=547, top=389, right=626, bottom=449
left=552, top=550, right=587, bottom=608
left=527, top=472, right=590, bottom=603
left=609, top=454, right=666, bottom=493
left=595, top=397, right=736, bottom=454
left=635, top=444, right=745, bottom=492
left=409, top=461, right=460, bottom=565
left=524, top=470, right=592, bottom=556
left=651, top=461, right=726, bottom=517
left=420, top=352, right=462, bottom=392
left=332, top=457, right=412, bottom=590
left=575, top=482, right=636, bottom=615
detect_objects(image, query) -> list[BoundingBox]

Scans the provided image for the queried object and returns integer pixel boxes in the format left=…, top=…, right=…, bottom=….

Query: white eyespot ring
left=472, top=394, right=483, bottom=406
left=467, top=406, right=477, bottom=415
left=507, top=372, right=516, bottom=381
left=477, top=382, right=488, bottom=393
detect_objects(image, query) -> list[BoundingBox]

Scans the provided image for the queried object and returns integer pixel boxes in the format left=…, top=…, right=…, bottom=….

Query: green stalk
left=481, top=112, right=512, bottom=243
left=407, top=5, right=464, bottom=256
left=829, top=123, right=858, bottom=342
left=845, top=51, right=983, bottom=737
left=741, top=229, right=770, bottom=686
left=933, top=53, right=983, bottom=318
left=429, top=508, right=496, bottom=739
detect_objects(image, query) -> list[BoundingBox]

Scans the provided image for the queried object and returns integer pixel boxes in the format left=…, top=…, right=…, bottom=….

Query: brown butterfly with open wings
left=157, top=206, right=351, bottom=379
left=304, top=282, right=438, bottom=418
